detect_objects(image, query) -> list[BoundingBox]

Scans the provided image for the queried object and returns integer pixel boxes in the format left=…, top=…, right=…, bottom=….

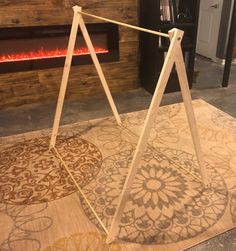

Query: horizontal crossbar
left=73, top=6, right=170, bottom=38
left=51, top=145, right=109, bottom=235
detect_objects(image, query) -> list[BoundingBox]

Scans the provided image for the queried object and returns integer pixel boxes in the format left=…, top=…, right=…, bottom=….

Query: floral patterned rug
left=0, top=99, right=236, bottom=251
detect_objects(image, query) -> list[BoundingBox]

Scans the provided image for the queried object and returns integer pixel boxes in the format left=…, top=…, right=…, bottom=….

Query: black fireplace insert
left=0, top=23, right=119, bottom=74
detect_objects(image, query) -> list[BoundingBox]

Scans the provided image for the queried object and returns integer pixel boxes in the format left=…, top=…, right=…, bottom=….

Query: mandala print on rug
left=81, top=147, right=228, bottom=244
left=0, top=136, right=102, bottom=205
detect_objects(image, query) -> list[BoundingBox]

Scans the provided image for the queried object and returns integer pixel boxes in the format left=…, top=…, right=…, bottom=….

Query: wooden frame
left=49, top=5, right=208, bottom=244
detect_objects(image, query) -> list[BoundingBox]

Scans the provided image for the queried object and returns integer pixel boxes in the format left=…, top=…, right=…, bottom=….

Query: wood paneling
left=0, top=0, right=139, bottom=109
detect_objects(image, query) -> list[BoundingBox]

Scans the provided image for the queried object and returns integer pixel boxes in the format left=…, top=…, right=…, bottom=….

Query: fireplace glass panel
left=0, top=34, right=108, bottom=63
left=0, top=23, right=119, bottom=73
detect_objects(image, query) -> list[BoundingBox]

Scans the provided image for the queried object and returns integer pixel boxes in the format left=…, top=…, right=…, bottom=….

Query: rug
left=0, top=99, right=236, bottom=251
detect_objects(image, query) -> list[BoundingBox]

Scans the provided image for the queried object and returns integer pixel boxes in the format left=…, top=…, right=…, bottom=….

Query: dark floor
left=0, top=56, right=236, bottom=250
left=0, top=56, right=236, bottom=138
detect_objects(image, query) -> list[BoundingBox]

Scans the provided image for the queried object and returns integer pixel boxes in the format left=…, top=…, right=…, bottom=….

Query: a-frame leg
left=50, top=7, right=82, bottom=147
left=50, top=6, right=121, bottom=147
left=174, top=41, right=208, bottom=185
left=106, top=28, right=208, bottom=244
left=79, top=17, right=121, bottom=125
left=106, top=28, right=183, bottom=244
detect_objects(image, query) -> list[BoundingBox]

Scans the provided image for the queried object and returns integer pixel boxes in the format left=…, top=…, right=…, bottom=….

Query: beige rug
left=0, top=99, right=236, bottom=251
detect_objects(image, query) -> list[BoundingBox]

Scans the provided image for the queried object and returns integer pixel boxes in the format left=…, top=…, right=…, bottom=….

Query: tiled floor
left=0, top=56, right=236, bottom=250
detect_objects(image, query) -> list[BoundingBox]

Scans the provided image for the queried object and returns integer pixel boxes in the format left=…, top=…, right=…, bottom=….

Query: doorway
left=196, top=0, right=223, bottom=61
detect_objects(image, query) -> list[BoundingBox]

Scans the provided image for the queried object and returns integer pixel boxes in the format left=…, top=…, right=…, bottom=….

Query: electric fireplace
left=0, top=23, right=119, bottom=74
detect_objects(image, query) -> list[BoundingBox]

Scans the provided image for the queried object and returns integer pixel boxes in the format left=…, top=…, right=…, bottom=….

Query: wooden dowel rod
left=73, top=6, right=169, bottom=38
left=174, top=42, right=208, bottom=185
left=79, top=16, right=122, bottom=125
left=50, top=8, right=81, bottom=148
left=52, top=146, right=109, bottom=235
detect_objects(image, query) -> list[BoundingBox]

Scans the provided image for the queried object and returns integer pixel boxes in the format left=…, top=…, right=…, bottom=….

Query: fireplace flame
left=0, top=47, right=109, bottom=63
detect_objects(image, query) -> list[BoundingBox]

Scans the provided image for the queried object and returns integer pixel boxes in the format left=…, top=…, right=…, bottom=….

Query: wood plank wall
left=0, top=0, right=139, bottom=109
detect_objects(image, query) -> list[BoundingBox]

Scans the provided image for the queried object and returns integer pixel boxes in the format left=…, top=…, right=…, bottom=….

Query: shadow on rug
left=0, top=99, right=236, bottom=251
